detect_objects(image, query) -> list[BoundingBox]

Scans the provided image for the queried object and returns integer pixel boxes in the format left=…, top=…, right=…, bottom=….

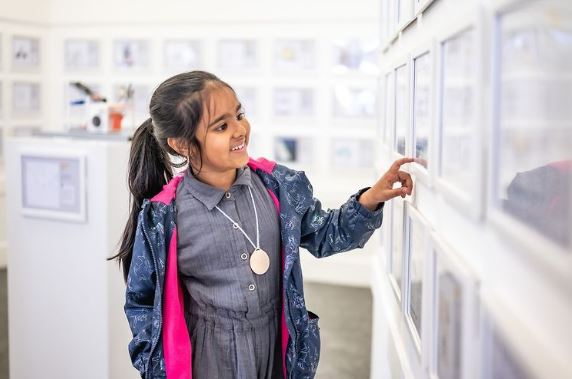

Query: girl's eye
left=215, top=124, right=228, bottom=132
left=237, top=112, right=246, bottom=121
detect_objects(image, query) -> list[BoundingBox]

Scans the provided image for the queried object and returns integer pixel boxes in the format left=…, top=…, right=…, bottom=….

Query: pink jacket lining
left=152, top=158, right=288, bottom=379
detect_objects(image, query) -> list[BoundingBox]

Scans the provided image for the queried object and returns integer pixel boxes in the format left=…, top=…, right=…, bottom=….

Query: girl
left=113, top=70, right=413, bottom=379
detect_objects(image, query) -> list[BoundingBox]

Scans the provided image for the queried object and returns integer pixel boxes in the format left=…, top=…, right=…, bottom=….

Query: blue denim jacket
left=124, top=158, right=384, bottom=378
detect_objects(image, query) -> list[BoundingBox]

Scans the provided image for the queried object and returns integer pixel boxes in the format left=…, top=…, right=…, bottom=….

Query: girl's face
left=192, top=86, right=250, bottom=175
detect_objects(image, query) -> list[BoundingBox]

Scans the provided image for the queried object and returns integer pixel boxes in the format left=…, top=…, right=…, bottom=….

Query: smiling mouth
left=231, top=141, right=246, bottom=152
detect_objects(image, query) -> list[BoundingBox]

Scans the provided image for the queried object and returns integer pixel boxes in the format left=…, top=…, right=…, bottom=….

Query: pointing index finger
left=390, top=157, right=415, bottom=171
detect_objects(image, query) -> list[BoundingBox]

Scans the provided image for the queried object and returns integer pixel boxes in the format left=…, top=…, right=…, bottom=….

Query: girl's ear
left=167, top=137, right=189, bottom=157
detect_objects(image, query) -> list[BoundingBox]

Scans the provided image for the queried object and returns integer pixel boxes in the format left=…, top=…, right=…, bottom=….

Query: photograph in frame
left=494, top=1, right=572, bottom=249
left=113, top=39, right=150, bottom=70
left=12, top=35, right=40, bottom=70
left=64, top=39, right=100, bottom=71
left=332, top=38, right=379, bottom=75
left=217, top=39, right=258, bottom=71
left=413, top=51, right=432, bottom=170
left=384, top=71, right=395, bottom=145
left=163, top=40, right=201, bottom=72
left=64, top=82, right=102, bottom=119
left=440, top=28, right=476, bottom=194
left=273, top=88, right=315, bottom=117
left=274, top=136, right=313, bottom=164
left=333, top=86, right=376, bottom=118
left=12, top=82, right=41, bottom=115
left=395, top=64, right=409, bottom=155
left=406, top=210, right=426, bottom=342
left=274, top=39, right=316, bottom=72
left=390, top=199, right=405, bottom=297
left=331, top=138, right=374, bottom=169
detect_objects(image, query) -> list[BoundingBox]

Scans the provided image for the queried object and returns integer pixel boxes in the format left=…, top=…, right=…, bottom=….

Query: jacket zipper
left=142, top=208, right=163, bottom=379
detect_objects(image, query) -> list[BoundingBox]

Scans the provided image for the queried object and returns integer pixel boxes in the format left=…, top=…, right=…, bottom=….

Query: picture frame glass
left=64, top=39, right=99, bottom=70
left=274, top=136, right=313, bottom=164
left=274, top=39, right=316, bottom=71
left=333, top=86, right=376, bottom=118
left=440, top=28, right=475, bottom=193
left=164, top=40, right=201, bottom=72
left=113, top=40, right=150, bottom=70
left=395, top=64, right=408, bottom=155
left=273, top=88, right=314, bottom=117
left=495, top=2, right=572, bottom=249
left=407, top=216, right=425, bottom=339
left=12, top=36, right=40, bottom=69
left=332, top=39, right=379, bottom=75
left=413, top=51, right=431, bottom=169
left=391, top=200, right=404, bottom=294
left=217, top=40, right=258, bottom=70
left=12, top=82, right=41, bottom=115
left=331, top=138, right=374, bottom=169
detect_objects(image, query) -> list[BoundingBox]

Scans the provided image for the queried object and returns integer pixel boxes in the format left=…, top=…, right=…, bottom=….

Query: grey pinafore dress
left=175, top=167, right=283, bottom=379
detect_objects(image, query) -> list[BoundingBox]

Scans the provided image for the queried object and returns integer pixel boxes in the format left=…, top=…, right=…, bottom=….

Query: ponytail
left=109, top=118, right=174, bottom=280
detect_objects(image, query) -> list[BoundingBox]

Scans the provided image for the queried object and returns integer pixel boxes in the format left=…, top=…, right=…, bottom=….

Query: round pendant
left=250, top=248, right=270, bottom=275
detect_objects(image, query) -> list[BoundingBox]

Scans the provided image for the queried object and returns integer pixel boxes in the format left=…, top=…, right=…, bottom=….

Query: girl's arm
left=300, top=158, right=414, bottom=258
left=124, top=209, right=158, bottom=377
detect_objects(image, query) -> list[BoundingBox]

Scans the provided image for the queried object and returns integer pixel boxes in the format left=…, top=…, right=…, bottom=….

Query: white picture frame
left=486, top=0, right=572, bottom=283
left=273, top=136, right=314, bottom=165
left=12, top=35, right=40, bottom=71
left=330, top=138, right=375, bottom=170
left=63, top=39, right=100, bottom=71
left=11, top=82, right=41, bottom=116
left=429, top=232, right=479, bottom=379
left=394, top=61, right=410, bottom=158
left=273, top=87, right=315, bottom=118
left=411, top=43, right=436, bottom=185
left=20, top=150, right=87, bottom=223
left=332, top=38, right=379, bottom=75
left=113, top=39, right=151, bottom=71
left=396, top=0, right=415, bottom=32
left=403, top=202, right=431, bottom=359
left=274, top=39, right=316, bottom=72
left=388, top=197, right=406, bottom=302
left=435, top=9, right=485, bottom=221
left=217, top=39, right=258, bottom=71
left=382, top=70, right=396, bottom=148
left=332, top=85, right=377, bottom=119
left=64, top=82, right=102, bottom=120
left=163, top=39, right=201, bottom=73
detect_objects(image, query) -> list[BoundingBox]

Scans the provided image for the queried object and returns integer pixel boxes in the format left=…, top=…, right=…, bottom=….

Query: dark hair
left=109, top=70, right=234, bottom=280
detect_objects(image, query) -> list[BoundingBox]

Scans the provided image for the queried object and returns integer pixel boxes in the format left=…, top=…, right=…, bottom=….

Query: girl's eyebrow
left=208, top=103, right=242, bottom=127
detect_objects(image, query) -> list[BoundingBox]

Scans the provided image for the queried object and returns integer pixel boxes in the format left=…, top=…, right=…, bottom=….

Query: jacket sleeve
left=299, top=180, right=384, bottom=258
left=124, top=208, right=157, bottom=378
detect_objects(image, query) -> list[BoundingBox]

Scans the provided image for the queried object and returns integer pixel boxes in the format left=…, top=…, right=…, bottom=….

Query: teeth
left=231, top=143, right=245, bottom=151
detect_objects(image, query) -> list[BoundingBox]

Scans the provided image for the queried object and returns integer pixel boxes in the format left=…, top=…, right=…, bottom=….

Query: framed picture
left=274, top=39, right=316, bottom=72
left=396, top=0, right=414, bottom=31
left=20, top=151, right=87, bottom=223
left=112, top=83, right=152, bottom=128
left=415, top=0, right=437, bottom=16
left=217, top=39, right=258, bottom=71
left=273, top=136, right=313, bottom=165
left=389, top=198, right=406, bottom=301
left=234, top=86, right=258, bottom=117
left=113, top=39, right=150, bottom=70
left=332, top=38, right=379, bottom=75
left=12, top=35, right=40, bottom=70
left=435, top=11, right=485, bottom=220
left=488, top=0, right=572, bottom=269
left=429, top=232, right=478, bottom=379
left=330, top=138, right=374, bottom=169
left=479, top=295, right=536, bottom=379
left=64, top=39, right=100, bottom=71
left=332, top=86, right=376, bottom=118
left=12, top=82, right=41, bottom=116
left=163, top=39, right=201, bottom=72
left=404, top=203, right=430, bottom=355
left=411, top=45, right=435, bottom=183
left=64, top=82, right=102, bottom=119
left=383, top=70, right=395, bottom=147
left=273, top=88, right=315, bottom=118
left=394, top=62, right=410, bottom=157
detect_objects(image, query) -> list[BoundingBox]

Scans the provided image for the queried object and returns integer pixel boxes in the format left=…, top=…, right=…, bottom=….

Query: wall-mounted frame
left=63, top=39, right=100, bottom=72
left=12, top=35, right=40, bottom=71
left=234, top=86, right=258, bottom=117
left=163, top=39, right=201, bottom=73
left=112, top=83, right=152, bottom=129
left=388, top=197, right=406, bottom=302
left=113, top=39, right=151, bottom=71
left=415, top=0, right=438, bottom=16
left=11, top=82, right=41, bottom=116
left=396, top=0, right=415, bottom=32
left=403, top=202, right=431, bottom=364
left=487, top=0, right=572, bottom=288
left=217, top=39, right=258, bottom=71
left=332, top=85, right=377, bottom=119
left=410, top=41, right=436, bottom=185
left=64, top=82, right=102, bottom=119
left=382, top=70, right=396, bottom=148
left=479, top=292, right=539, bottom=379
left=272, top=87, right=315, bottom=118
left=332, top=38, right=379, bottom=76
left=330, top=138, right=375, bottom=170
left=274, top=39, right=316, bottom=73
left=429, top=232, right=479, bottom=379
left=435, top=7, right=485, bottom=221
left=20, top=150, right=87, bottom=223
left=273, top=136, right=314, bottom=165
left=394, top=61, right=410, bottom=158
